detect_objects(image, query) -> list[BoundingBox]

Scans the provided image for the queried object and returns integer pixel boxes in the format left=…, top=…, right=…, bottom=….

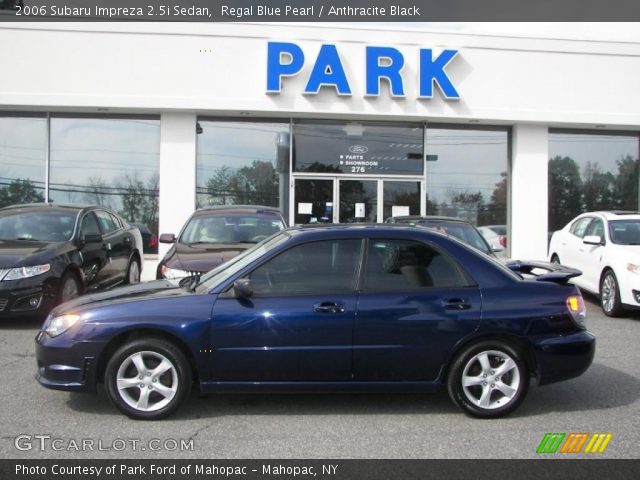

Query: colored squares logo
left=537, top=433, right=612, bottom=454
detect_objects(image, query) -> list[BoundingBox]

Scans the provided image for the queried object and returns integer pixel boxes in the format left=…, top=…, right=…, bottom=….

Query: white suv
left=548, top=211, right=640, bottom=316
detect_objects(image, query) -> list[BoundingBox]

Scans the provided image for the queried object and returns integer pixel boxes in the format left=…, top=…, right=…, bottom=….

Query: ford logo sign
left=349, top=145, right=368, bottom=154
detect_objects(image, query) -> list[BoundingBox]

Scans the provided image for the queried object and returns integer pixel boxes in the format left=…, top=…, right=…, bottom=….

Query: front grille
left=0, top=268, right=9, bottom=281
left=0, top=298, right=8, bottom=312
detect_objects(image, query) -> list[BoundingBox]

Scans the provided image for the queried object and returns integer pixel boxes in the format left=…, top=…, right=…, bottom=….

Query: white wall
left=510, top=124, right=549, bottom=260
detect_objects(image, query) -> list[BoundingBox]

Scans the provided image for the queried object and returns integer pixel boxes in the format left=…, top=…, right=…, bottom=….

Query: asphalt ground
left=0, top=296, right=638, bottom=459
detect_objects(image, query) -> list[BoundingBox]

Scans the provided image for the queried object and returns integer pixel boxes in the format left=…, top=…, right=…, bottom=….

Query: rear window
left=490, top=226, right=507, bottom=236
left=416, top=221, right=492, bottom=255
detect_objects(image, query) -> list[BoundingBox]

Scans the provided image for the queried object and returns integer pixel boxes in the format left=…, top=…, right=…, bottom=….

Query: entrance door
left=293, top=178, right=336, bottom=224
left=339, top=179, right=378, bottom=223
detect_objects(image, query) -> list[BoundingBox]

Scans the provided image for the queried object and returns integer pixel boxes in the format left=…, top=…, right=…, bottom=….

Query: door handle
left=443, top=298, right=472, bottom=310
left=313, top=302, right=345, bottom=314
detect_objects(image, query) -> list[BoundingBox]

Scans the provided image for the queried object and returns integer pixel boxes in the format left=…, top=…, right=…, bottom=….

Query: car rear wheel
left=125, top=258, right=141, bottom=284
left=447, top=341, right=529, bottom=418
left=59, top=272, right=80, bottom=303
left=600, top=270, right=623, bottom=317
left=105, top=338, right=191, bottom=420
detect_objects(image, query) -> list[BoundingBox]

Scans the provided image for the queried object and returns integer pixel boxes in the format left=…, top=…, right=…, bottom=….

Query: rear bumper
left=533, top=330, right=596, bottom=386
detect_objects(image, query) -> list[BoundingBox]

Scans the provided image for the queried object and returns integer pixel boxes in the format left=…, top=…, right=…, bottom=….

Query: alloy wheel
left=461, top=350, right=520, bottom=410
left=601, top=274, right=616, bottom=314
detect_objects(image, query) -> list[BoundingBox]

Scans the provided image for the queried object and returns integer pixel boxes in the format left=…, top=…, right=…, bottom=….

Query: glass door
left=293, top=178, right=336, bottom=224
left=339, top=179, right=378, bottom=223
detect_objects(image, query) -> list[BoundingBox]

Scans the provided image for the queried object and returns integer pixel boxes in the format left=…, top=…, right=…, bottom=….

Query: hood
left=0, top=239, right=60, bottom=268
left=51, top=279, right=186, bottom=315
left=168, top=242, right=250, bottom=273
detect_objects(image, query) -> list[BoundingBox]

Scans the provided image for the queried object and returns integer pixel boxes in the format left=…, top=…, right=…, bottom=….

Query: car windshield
left=609, top=220, right=640, bottom=245
left=180, top=213, right=285, bottom=245
left=413, top=221, right=492, bottom=255
left=0, top=210, right=77, bottom=242
left=195, top=231, right=290, bottom=293
left=490, top=226, right=507, bottom=236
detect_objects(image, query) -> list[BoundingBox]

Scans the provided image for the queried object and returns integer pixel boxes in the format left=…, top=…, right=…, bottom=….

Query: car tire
left=59, top=271, right=81, bottom=304
left=600, top=270, right=623, bottom=317
left=550, top=254, right=560, bottom=265
left=125, top=257, right=141, bottom=285
left=105, top=338, right=191, bottom=420
left=447, top=340, right=529, bottom=418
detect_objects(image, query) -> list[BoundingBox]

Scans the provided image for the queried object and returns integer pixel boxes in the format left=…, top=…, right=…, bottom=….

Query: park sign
left=266, top=42, right=460, bottom=100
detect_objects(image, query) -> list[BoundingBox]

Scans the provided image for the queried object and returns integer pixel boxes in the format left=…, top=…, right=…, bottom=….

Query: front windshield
left=416, top=221, right=492, bottom=255
left=180, top=214, right=285, bottom=245
left=609, top=220, right=640, bottom=245
left=0, top=210, right=77, bottom=242
left=195, top=231, right=291, bottom=293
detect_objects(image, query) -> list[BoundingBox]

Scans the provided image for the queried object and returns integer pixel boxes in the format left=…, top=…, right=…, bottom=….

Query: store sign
left=266, top=42, right=460, bottom=99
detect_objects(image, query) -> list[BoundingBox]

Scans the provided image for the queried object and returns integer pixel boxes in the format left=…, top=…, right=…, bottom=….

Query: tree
left=83, top=177, right=112, bottom=208
left=483, top=172, right=507, bottom=226
left=582, top=162, right=615, bottom=212
left=117, top=173, right=159, bottom=233
left=0, top=179, right=44, bottom=208
left=613, top=155, right=639, bottom=211
left=548, top=156, right=583, bottom=231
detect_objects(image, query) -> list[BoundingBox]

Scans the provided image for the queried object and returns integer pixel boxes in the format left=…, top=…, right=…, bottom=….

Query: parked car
left=157, top=206, right=286, bottom=280
left=477, top=225, right=507, bottom=255
left=0, top=203, right=143, bottom=320
left=36, top=224, right=594, bottom=420
left=548, top=210, right=640, bottom=316
left=131, top=223, right=158, bottom=255
left=386, top=215, right=497, bottom=257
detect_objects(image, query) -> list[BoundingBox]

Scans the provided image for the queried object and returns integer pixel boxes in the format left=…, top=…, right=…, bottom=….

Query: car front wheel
left=125, top=258, right=141, bottom=284
left=600, top=270, right=623, bottom=317
left=59, top=272, right=80, bottom=303
left=105, top=338, right=191, bottom=420
left=447, top=341, right=529, bottom=418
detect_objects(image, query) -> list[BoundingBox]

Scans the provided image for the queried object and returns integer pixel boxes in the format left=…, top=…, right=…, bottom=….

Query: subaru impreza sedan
left=36, top=224, right=595, bottom=420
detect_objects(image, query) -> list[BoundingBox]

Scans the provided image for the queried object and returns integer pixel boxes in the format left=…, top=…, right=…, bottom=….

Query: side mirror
left=159, top=233, right=176, bottom=244
left=82, top=233, right=102, bottom=244
left=583, top=235, right=603, bottom=246
left=233, top=278, right=253, bottom=299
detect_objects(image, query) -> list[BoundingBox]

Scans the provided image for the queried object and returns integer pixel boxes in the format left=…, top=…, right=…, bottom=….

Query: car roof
left=391, top=215, right=474, bottom=225
left=0, top=202, right=88, bottom=213
left=583, top=211, right=640, bottom=221
left=193, top=205, right=282, bottom=217
left=291, top=223, right=439, bottom=237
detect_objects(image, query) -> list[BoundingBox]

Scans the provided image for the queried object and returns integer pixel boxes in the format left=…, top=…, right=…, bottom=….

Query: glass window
left=0, top=209, right=76, bottom=242
left=293, top=121, right=424, bottom=175
left=95, top=210, right=118, bottom=235
left=609, top=220, right=640, bottom=245
left=549, top=131, right=639, bottom=232
left=0, top=116, right=47, bottom=208
left=250, top=239, right=361, bottom=296
left=570, top=217, right=593, bottom=238
left=48, top=117, right=160, bottom=243
left=383, top=181, right=420, bottom=220
left=196, top=120, right=289, bottom=216
left=363, top=239, right=466, bottom=291
left=585, top=218, right=605, bottom=238
left=80, top=213, right=101, bottom=236
left=339, top=179, right=378, bottom=223
left=426, top=127, right=509, bottom=228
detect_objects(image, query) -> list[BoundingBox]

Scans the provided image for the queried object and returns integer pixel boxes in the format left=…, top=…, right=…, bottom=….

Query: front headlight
left=161, top=265, right=190, bottom=279
left=45, top=314, right=80, bottom=337
left=2, top=264, right=50, bottom=281
left=627, top=263, right=640, bottom=274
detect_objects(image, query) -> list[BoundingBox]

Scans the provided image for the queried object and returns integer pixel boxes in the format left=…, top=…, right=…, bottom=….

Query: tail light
left=567, top=294, right=586, bottom=328
left=150, top=234, right=158, bottom=247
left=499, top=235, right=507, bottom=248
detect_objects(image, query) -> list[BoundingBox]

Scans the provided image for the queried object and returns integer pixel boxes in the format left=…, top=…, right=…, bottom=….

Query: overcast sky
left=357, top=22, right=640, bottom=42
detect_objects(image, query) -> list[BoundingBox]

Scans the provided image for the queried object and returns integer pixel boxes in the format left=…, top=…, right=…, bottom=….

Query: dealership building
left=1, top=22, right=639, bottom=274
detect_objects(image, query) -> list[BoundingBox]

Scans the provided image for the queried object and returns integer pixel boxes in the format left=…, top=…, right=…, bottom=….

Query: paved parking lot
left=0, top=296, right=638, bottom=459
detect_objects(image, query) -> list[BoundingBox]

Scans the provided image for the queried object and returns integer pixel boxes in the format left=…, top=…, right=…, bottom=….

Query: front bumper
left=533, top=330, right=596, bottom=386
left=0, top=277, right=59, bottom=320
left=34, top=330, right=103, bottom=393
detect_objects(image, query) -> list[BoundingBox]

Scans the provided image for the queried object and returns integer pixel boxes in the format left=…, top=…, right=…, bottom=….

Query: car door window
left=362, top=239, right=468, bottom=291
left=585, top=218, right=605, bottom=239
left=570, top=217, right=593, bottom=238
left=80, top=213, right=101, bottom=236
left=95, top=211, right=118, bottom=235
left=249, top=239, right=361, bottom=296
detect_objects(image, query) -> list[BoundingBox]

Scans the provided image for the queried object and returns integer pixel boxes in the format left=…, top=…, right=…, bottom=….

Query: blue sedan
left=35, top=224, right=595, bottom=419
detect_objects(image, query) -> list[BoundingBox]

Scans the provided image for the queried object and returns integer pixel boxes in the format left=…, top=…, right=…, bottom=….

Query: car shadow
left=66, top=362, right=639, bottom=420
left=0, top=316, right=44, bottom=330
